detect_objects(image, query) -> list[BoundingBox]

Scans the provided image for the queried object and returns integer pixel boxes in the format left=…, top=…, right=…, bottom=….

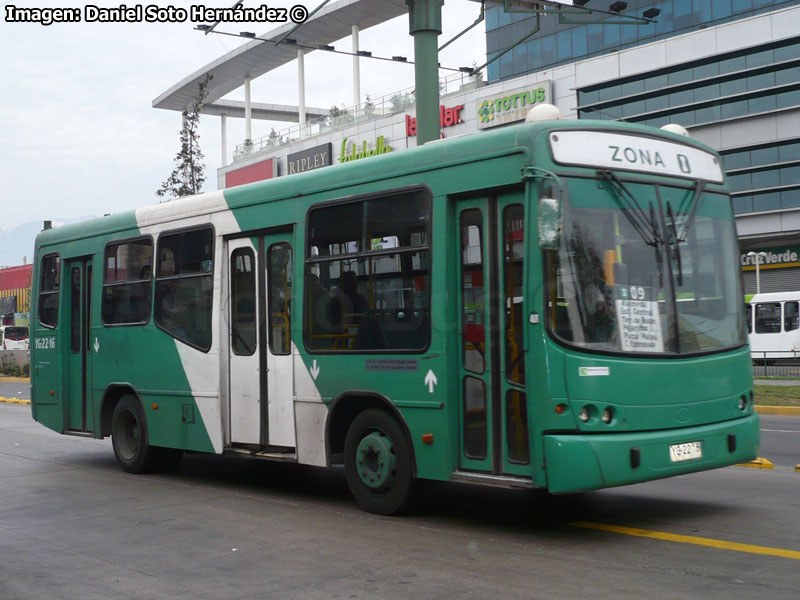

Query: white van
left=746, top=291, right=800, bottom=359
left=0, top=325, right=29, bottom=350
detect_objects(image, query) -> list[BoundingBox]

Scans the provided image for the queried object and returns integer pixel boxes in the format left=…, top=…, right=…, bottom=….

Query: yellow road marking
left=736, top=457, right=774, bottom=469
left=571, top=521, right=800, bottom=561
left=0, top=397, right=30, bottom=405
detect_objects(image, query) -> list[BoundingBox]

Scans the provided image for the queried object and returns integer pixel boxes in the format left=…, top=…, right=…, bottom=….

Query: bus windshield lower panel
left=547, top=178, right=746, bottom=356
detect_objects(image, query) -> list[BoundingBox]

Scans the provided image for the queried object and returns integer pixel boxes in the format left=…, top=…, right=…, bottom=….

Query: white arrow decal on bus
left=424, top=369, right=438, bottom=393
left=93, top=338, right=100, bottom=353
left=310, top=360, right=320, bottom=381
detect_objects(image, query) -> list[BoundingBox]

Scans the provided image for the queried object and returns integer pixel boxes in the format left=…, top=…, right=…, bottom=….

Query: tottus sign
left=477, top=81, right=553, bottom=129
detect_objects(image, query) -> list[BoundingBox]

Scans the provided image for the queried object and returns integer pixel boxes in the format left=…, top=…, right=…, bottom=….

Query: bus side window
left=101, top=237, right=153, bottom=325
left=754, top=303, right=781, bottom=334
left=268, top=243, right=292, bottom=355
left=155, top=227, right=214, bottom=351
left=785, top=301, right=799, bottom=332
left=304, top=190, right=431, bottom=352
left=38, top=253, right=61, bottom=328
left=231, top=248, right=256, bottom=355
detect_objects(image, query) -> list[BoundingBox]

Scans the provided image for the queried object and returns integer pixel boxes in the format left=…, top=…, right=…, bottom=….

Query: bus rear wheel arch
left=343, top=408, right=415, bottom=515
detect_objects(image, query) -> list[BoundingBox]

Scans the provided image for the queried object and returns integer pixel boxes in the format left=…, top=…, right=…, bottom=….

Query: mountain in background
left=0, top=217, right=96, bottom=267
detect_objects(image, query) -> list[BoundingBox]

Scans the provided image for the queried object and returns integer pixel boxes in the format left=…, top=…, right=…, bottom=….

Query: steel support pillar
left=406, top=0, right=443, bottom=146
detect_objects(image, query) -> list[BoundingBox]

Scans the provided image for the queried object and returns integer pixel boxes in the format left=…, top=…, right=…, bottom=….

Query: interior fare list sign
left=615, top=285, right=664, bottom=352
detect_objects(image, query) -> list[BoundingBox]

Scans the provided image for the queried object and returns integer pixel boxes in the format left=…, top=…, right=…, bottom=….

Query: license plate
left=669, top=441, right=702, bottom=462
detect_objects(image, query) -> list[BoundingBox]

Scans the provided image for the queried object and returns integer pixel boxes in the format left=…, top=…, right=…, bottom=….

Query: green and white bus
left=30, top=115, right=758, bottom=514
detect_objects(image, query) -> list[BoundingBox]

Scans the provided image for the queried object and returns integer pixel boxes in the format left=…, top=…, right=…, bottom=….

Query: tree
left=364, top=94, right=375, bottom=119
left=327, top=104, right=353, bottom=129
left=268, top=127, right=280, bottom=147
left=389, top=91, right=415, bottom=113
left=157, top=74, right=212, bottom=200
left=469, top=61, right=484, bottom=83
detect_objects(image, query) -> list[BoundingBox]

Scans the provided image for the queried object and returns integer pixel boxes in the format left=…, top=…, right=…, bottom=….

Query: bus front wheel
left=111, top=395, right=161, bottom=474
left=344, top=409, right=414, bottom=515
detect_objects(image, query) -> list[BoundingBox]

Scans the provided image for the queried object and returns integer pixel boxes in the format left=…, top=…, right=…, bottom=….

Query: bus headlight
left=601, top=408, right=613, bottom=424
left=578, top=407, right=590, bottom=423
left=738, top=395, right=748, bottom=411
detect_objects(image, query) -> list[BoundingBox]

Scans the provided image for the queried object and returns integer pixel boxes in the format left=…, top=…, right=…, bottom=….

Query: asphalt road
left=0, top=380, right=29, bottom=400
left=1, top=402, right=799, bottom=600
left=759, top=414, right=800, bottom=470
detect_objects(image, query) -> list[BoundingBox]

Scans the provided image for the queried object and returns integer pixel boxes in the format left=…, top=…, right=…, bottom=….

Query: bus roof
left=749, top=291, right=800, bottom=303
left=34, top=118, right=724, bottom=251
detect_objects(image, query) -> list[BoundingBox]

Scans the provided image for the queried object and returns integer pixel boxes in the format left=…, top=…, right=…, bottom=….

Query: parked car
left=0, top=325, right=29, bottom=350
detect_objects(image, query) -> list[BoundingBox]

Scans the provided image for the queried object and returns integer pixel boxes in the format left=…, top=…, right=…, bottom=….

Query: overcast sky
left=0, top=0, right=486, bottom=255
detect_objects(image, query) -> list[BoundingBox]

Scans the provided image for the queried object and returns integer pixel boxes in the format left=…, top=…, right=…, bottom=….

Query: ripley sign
left=287, top=143, right=331, bottom=175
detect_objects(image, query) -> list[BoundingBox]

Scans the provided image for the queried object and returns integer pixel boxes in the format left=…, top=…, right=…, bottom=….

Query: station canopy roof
left=152, top=0, right=409, bottom=121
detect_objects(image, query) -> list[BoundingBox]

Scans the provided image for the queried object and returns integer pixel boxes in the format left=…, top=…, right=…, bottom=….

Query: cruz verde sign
left=477, top=81, right=552, bottom=129
left=740, top=247, right=800, bottom=270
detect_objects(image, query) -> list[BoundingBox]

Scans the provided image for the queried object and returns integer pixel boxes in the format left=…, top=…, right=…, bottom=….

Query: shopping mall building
left=155, top=0, right=800, bottom=294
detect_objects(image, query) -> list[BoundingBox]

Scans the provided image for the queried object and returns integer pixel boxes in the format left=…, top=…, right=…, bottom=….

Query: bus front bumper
left=543, top=412, right=759, bottom=494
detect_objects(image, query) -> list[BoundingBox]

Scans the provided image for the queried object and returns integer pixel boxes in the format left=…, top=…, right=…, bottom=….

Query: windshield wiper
left=665, top=199, right=684, bottom=287
left=675, top=180, right=705, bottom=242
left=597, top=170, right=661, bottom=248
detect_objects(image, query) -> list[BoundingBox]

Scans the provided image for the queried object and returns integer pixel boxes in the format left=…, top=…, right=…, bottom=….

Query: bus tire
left=344, top=409, right=414, bottom=515
left=111, top=395, right=160, bottom=474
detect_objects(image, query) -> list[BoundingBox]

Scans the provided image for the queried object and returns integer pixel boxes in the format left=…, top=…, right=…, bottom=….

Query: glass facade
left=576, top=38, right=800, bottom=128
left=572, top=38, right=800, bottom=215
left=723, top=140, right=800, bottom=214
left=486, top=0, right=796, bottom=82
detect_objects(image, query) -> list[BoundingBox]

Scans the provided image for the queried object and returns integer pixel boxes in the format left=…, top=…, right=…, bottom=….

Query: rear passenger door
left=227, top=232, right=296, bottom=448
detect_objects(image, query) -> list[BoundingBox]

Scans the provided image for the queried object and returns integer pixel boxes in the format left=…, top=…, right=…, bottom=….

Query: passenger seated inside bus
left=330, top=271, right=369, bottom=330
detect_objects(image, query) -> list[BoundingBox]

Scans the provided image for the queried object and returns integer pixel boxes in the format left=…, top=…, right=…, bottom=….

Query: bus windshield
left=547, top=176, right=746, bottom=355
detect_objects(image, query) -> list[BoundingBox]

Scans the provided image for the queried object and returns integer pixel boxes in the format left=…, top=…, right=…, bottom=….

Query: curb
left=0, top=377, right=30, bottom=383
left=0, top=397, right=31, bottom=405
left=754, top=405, right=800, bottom=416
left=736, top=457, right=774, bottom=469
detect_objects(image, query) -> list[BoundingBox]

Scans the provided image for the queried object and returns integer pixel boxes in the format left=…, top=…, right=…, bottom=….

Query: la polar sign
left=405, top=104, right=465, bottom=137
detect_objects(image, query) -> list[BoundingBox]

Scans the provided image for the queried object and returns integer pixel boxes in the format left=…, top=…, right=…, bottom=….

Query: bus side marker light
left=152, top=404, right=159, bottom=410
left=49, top=390, right=55, bottom=396
left=555, top=403, right=568, bottom=415
left=422, top=433, right=434, bottom=444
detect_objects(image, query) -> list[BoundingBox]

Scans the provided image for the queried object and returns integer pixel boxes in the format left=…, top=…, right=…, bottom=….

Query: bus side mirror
left=538, top=197, right=561, bottom=250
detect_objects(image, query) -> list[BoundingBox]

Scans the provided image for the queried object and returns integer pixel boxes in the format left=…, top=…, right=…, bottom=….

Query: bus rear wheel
left=111, top=395, right=162, bottom=474
left=344, top=409, right=414, bottom=515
